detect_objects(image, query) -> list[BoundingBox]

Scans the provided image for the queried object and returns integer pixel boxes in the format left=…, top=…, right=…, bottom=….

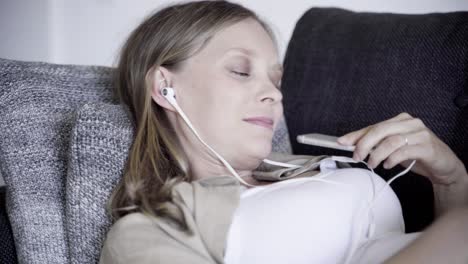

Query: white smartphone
left=296, top=133, right=356, bottom=152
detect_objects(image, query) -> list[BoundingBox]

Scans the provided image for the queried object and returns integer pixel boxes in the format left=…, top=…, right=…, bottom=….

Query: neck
left=168, top=112, right=262, bottom=183
left=174, top=124, right=253, bottom=182
left=186, top=151, right=253, bottom=181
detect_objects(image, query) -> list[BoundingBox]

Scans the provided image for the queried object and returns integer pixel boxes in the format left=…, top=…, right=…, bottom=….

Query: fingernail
left=383, top=162, right=389, bottom=169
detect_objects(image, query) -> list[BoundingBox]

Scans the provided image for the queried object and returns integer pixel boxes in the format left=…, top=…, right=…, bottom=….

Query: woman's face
left=156, top=18, right=283, bottom=170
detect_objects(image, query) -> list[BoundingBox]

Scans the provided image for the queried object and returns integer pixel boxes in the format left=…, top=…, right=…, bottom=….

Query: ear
left=150, top=66, right=177, bottom=112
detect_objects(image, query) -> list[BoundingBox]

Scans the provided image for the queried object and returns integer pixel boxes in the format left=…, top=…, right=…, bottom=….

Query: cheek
left=210, top=76, right=247, bottom=112
left=184, top=69, right=250, bottom=130
left=184, top=80, right=243, bottom=133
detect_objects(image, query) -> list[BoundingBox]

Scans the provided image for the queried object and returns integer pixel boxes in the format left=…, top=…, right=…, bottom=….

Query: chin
left=250, top=143, right=272, bottom=163
left=231, top=144, right=271, bottom=170
left=229, top=136, right=273, bottom=168
left=260, top=144, right=273, bottom=158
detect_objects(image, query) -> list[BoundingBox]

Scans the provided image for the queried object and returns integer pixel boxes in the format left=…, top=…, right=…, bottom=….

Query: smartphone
left=296, top=133, right=356, bottom=152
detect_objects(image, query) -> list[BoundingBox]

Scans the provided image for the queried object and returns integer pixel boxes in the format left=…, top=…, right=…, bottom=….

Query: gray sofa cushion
left=66, top=103, right=134, bottom=264
left=0, top=58, right=115, bottom=263
left=272, top=117, right=293, bottom=154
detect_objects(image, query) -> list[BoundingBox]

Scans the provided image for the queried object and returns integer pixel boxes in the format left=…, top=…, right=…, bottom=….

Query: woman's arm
left=384, top=207, right=468, bottom=264
left=337, top=112, right=468, bottom=217
left=433, top=165, right=468, bottom=217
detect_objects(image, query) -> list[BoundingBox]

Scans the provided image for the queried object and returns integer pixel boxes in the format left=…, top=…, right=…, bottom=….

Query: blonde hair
left=109, top=0, right=276, bottom=229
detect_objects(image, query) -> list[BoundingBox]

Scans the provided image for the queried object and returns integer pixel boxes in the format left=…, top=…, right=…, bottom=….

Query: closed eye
left=231, top=70, right=250, bottom=77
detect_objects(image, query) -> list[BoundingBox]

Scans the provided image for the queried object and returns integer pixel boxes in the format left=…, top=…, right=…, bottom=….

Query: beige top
left=99, top=153, right=351, bottom=264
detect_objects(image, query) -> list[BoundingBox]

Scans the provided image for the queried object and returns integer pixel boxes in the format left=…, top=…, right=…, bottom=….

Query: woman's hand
left=337, top=112, right=467, bottom=186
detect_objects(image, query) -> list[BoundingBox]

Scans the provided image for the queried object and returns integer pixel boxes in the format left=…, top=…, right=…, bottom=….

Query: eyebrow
left=224, top=47, right=283, bottom=72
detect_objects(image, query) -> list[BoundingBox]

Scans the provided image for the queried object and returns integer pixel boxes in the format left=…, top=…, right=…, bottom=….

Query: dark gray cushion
left=282, top=8, right=468, bottom=232
left=0, top=186, right=17, bottom=264
left=0, top=58, right=115, bottom=263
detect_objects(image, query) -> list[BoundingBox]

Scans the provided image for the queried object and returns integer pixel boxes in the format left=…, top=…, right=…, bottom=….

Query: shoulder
left=109, top=212, right=156, bottom=233
left=114, top=212, right=153, bottom=225
left=99, top=213, right=157, bottom=263
left=99, top=212, right=214, bottom=264
left=103, top=212, right=163, bottom=248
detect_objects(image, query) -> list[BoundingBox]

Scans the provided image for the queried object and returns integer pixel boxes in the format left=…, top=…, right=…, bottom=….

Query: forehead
left=195, top=18, right=279, bottom=64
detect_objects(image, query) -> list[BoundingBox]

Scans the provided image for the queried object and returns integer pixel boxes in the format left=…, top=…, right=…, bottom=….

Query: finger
left=367, top=130, right=424, bottom=169
left=337, top=112, right=413, bottom=146
left=383, top=144, right=430, bottom=170
left=337, top=126, right=371, bottom=146
left=354, top=118, right=426, bottom=161
left=400, top=159, right=432, bottom=176
left=368, top=134, right=407, bottom=169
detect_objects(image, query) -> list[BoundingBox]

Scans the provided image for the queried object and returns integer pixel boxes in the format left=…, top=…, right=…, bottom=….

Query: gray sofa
left=1, top=7, right=467, bottom=264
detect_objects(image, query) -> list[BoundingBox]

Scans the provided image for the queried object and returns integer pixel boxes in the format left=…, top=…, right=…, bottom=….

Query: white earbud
left=160, top=87, right=177, bottom=104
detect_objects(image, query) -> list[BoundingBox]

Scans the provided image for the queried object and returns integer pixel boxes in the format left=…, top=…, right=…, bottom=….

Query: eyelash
left=231, top=70, right=282, bottom=90
left=231, top=70, right=250, bottom=77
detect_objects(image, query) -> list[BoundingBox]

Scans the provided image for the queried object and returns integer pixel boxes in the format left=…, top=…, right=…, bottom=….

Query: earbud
left=160, top=87, right=177, bottom=105
left=158, top=76, right=176, bottom=103
left=160, top=86, right=174, bottom=98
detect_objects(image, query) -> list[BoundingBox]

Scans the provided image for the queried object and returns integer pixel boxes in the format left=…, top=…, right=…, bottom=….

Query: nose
left=259, top=79, right=283, bottom=103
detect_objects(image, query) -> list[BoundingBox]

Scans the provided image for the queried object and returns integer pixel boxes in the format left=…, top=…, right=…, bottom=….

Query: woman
left=99, top=1, right=468, bottom=263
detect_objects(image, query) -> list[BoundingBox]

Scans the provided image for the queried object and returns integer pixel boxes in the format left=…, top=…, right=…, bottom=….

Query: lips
left=243, top=116, right=274, bottom=130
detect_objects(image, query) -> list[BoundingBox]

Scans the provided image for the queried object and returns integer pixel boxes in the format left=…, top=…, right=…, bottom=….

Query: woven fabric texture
left=272, top=117, right=293, bottom=154
left=0, top=58, right=115, bottom=263
left=66, top=103, right=134, bottom=264
left=282, top=8, right=468, bottom=232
